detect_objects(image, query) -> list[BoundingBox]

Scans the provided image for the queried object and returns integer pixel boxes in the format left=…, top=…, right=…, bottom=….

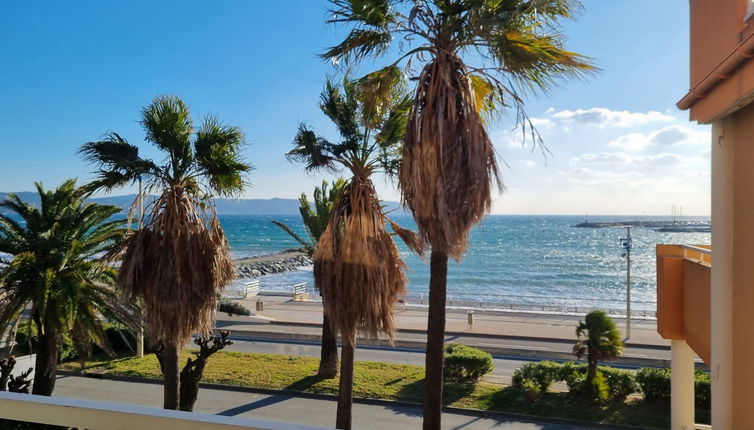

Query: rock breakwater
left=235, top=251, right=312, bottom=278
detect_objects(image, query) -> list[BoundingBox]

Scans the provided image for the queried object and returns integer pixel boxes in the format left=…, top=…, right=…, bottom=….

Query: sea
left=222, top=214, right=710, bottom=314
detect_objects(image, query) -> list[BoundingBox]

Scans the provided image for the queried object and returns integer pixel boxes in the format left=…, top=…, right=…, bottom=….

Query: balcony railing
left=0, top=391, right=328, bottom=430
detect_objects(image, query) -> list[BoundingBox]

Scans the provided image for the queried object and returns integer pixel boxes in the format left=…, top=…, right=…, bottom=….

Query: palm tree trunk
left=587, top=351, right=597, bottom=384
left=31, top=323, right=58, bottom=396
left=317, top=313, right=338, bottom=378
left=163, top=341, right=180, bottom=410
left=335, top=334, right=355, bottom=430
left=423, top=249, right=448, bottom=430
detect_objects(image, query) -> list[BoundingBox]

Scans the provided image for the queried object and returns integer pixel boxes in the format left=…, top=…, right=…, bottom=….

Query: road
left=53, top=375, right=604, bottom=430
left=216, top=320, right=669, bottom=368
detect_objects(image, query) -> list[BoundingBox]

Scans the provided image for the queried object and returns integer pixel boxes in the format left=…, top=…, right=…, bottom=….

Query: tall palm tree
left=0, top=180, right=137, bottom=396
left=322, top=1, right=593, bottom=427
left=287, top=79, right=421, bottom=429
left=79, top=95, right=251, bottom=410
left=573, top=310, right=624, bottom=384
left=273, top=178, right=346, bottom=378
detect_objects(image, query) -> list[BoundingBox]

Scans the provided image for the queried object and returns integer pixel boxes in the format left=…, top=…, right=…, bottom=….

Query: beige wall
left=726, top=103, right=754, bottom=427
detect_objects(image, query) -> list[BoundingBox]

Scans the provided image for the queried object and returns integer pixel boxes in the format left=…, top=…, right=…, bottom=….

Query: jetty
left=574, top=220, right=710, bottom=232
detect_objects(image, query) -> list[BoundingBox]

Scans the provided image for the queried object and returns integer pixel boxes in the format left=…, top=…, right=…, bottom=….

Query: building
left=658, top=0, right=754, bottom=428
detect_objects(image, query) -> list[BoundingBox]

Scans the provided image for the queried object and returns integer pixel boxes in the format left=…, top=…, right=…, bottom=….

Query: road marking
left=476, top=342, right=550, bottom=350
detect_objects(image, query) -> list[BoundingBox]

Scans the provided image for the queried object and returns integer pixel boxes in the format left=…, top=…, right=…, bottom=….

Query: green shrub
left=636, top=367, right=671, bottom=402
left=585, top=371, right=610, bottom=403
left=695, top=369, right=711, bottom=409
left=443, top=343, right=493, bottom=383
left=512, top=361, right=560, bottom=392
left=600, top=366, right=638, bottom=399
left=219, top=300, right=252, bottom=317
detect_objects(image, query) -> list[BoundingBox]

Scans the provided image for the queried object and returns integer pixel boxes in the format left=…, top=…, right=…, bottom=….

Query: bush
left=512, top=361, right=560, bottom=392
left=443, top=343, right=493, bottom=383
left=219, top=300, right=252, bottom=317
left=585, top=371, right=610, bottom=403
left=600, top=366, right=638, bottom=399
left=636, top=367, right=671, bottom=402
left=695, top=369, right=711, bottom=409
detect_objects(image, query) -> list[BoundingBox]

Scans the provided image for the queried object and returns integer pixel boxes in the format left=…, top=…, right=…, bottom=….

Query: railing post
left=671, top=339, right=696, bottom=430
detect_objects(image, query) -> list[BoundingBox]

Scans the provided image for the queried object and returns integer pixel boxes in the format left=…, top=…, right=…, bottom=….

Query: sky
left=0, top=1, right=710, bottom=216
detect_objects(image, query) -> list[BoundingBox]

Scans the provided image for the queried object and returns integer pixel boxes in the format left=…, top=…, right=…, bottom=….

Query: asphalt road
left=215, top=320, right=670, bottom=367
left=52, top=375, right=604, bottom=430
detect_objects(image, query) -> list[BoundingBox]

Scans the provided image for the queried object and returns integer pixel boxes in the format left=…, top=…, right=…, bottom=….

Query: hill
left=0, top=192, right=404, bottom=216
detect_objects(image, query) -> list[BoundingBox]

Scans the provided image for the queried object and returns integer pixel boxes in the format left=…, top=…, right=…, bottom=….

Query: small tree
left=273, top=178, right=346, bottom=378
left=573, top=310, right=624, bottom=384
left=79, top=95, right=251, bottom=409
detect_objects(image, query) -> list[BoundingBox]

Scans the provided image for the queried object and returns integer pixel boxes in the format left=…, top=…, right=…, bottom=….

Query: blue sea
left=221, top=215, right=710, bottom=312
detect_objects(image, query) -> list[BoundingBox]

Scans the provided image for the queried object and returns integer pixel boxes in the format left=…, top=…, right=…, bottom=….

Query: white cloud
left=607, top=125, right=709, bottom=152
left=569, top=151, right=704, bottom=169
left=547, top=107, right=674, bottom=128
left=517, top=160, right=537, bottom=167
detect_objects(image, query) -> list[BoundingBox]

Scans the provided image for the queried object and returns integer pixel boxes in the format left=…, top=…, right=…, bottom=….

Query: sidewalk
left=215, top=295, right=673, bottom=367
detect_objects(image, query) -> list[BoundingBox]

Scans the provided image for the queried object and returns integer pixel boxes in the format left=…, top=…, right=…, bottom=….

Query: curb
left=58, top=370, right=657, bottom=430
left=218, top=329, right=672, bottom=368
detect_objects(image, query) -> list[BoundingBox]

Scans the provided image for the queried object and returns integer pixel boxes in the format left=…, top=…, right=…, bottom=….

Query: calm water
left=222, top=215, right=710, bottom=310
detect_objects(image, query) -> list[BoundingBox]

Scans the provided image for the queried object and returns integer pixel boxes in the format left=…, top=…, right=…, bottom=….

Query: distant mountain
left=0, top=192, right=405, bottom=216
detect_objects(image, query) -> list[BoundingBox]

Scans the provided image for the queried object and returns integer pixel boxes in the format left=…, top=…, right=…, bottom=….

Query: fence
left=243, top=280, right=260, bottom=299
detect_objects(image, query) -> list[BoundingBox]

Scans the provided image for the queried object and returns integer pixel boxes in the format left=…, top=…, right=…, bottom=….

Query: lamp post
left=620, top=226, right=632, bottom=341
left=136, top=177, right=145, bottom=358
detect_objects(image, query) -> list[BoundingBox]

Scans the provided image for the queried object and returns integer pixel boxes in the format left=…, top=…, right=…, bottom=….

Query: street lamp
left=620, top=226, right=632, bottom=341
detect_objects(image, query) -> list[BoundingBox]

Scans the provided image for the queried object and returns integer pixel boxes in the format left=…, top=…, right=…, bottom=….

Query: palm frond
left=322, top=28, right=392, bottom=65
left=271, top=220, right=314, bottom=254
left=79, top=133, right=160, bottom=194
left=140, top=95, right=194, bottom=179
left=194, top=115, right=252, bottom=197
left=286, top=124, right=339, bottom=172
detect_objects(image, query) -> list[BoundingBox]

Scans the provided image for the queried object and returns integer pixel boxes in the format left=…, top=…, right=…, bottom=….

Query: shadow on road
left=217, top=394, right=293, bottom=416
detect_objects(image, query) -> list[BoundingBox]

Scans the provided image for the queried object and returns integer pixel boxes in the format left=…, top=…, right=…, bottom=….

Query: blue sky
left=0, top=1, right=710, bottom=215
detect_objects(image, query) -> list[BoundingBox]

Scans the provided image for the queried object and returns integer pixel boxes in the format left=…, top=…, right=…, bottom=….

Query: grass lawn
left=62, top=350, right=704, bottom=429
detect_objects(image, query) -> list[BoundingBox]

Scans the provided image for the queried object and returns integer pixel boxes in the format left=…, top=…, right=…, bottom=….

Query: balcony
left=656, top=244, right=711, bottom=364
left=0, top=390, right=325, bottom=430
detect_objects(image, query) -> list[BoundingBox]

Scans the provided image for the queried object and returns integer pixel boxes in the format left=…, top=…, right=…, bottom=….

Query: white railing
left=695, top=424, right=712, bottom=430
left=292, top=282, right=308, bottom=301
left=681, top=245, right=711, bottom=264
left=0, top=391, right=328, bottom=430
left=243, top=280, right=261, bottom=299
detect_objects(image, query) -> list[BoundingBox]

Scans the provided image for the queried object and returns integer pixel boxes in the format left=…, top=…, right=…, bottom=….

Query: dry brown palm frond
left=400, top=53, right=502, bottom=260
left=118, top=187, right=234, bottom=345
left=388, top=220, right=425, bottom=258
left=314, top=175, right=406, bottom=346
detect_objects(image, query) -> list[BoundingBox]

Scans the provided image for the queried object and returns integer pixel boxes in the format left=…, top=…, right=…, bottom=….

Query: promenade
left=216, top=294, right=676, bottom=367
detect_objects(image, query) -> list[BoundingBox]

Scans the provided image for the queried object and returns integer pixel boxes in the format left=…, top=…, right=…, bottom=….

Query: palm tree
left=0, top=180, right=137, bottom=396
left=273, top=178, right=346, bottom=378
left=79, top=95, right=251, bottom=410
left=322, top=1, right=593, bottom=427
left=573, top=310, right=624, bottom=384
left=287, top=79, right=421, bottom=429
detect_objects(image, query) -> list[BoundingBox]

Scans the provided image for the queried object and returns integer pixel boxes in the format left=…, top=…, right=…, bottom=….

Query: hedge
left=512, top=360, right=710, bottom=407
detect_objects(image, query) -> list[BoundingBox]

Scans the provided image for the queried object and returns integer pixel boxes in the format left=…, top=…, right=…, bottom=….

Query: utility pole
left=620, top=226, right=632, bottom=341
left=136, top=177, right=145, bottom=358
